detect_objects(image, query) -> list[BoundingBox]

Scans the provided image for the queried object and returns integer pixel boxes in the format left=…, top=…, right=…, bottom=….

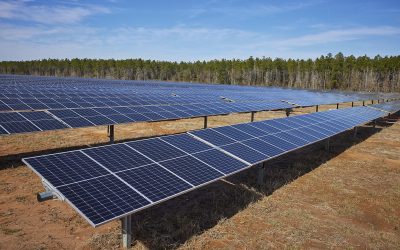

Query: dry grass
left=0, top=105, right=399, bottom=249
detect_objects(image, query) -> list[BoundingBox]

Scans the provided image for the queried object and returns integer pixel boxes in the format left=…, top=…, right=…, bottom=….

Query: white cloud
left=0, top=0, right=110, bottom=24
left=279, top=27, right=400, bottom=46
left=187, top=0, right=324, bottom=18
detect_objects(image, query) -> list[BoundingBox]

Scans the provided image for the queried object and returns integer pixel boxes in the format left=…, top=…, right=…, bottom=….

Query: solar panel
left=160, top=134, right=213, bottom=154
left=24, top=151, right=109, bottom=187
left=221, top=143, right=267, bottom=164
left=192, top=149, right=248, bottom=174
left=159, top=155, right=224, bottom=186
left=190, top=129, right=236, bottom=146
left=83, top=144, right=153, bottom=172
left=212, top=126, right=253, bottom=141
left=33, top=119, right=69, bottom=130
left=116, top=163, right=193, bottom=202
left=57, top=175, right=150, bottom=225
left=1, top=121, right=41, bottom=134
left=22, top=105, right=390, bottom=228
left=241, top=138, right=285, bottom=157
left=126, top=138, right=186, bottom=162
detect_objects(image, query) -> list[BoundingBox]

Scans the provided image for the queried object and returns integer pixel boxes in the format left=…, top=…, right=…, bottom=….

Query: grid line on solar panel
left=82, top=144, right=154, bottom=172
left=23, top=151, right=110, bottom=187
left=192, top=149, right=249, bottom=174
left=126, top=138, right=187, bottom=162
left=159, top=155, right=224, bottom=186
left=116, top=163, right=193, bottom=202
left=57, top=175, right=151, bottom=226
left=158, top=136, right=229, bottom=176
left=159, top=134, right=213, bottom=154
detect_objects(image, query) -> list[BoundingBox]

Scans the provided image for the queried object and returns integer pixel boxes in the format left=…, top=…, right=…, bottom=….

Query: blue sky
left=0, top=0, right=399, bottom=61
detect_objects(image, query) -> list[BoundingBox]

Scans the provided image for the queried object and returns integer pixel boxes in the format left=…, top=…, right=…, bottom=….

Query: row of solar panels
left=2, top=75, right=398, bottom=111
left=24, top=105, right=388, bottom=226
left=368, top=100, right=400, bottom=113
left=0, top=101, right=294, bottom=135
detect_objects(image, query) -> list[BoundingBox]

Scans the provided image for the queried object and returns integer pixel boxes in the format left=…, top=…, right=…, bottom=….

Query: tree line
left=1, top=53, right=399, bottom=92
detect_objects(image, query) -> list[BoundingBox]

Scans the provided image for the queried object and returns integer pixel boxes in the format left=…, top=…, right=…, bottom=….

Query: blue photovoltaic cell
left=160, top=155, right=224, bottom=186
left=142, top=112, right=167, bottom=120
left=288, top=116, right=314, bottom=126
left=300, top=127, right=328, bottom=139
left=106, top=114, right=133, bottom=123
left=32, top=119, right=69, bottom=130
left=126, top=138, right=186, bottom=162
left=221, top=143, right=267, bottom=164
left=1, top=121, right=40, bottom=133
left=190, top=129, right=236, bottom=146
left=262, top=119, right=293, bottom=131
left=249, top=122, right=281, bottom=134
left=241, top=138, right=285, bottom=157
left=124, top=113, right=151, bottom=122
left=57, top=175, right=150, bottom=226
left=0, top=112, right=26, bottom=123
left=285, top=129, right=319, bottom=143
left=259, top=134, right=298, bottom=151
left=0, top=125, right=8, bottom=134
left=24, top=151, right=109, bottom=187
left=26, top=103, right=49, bottom=109
left=232, top=123, right=266, bottom=137
left=160, top=134, right=212, bottom=154
left=49, top=109, right=80, bottom=118
left=212, top=126, right=253, bottom=141
left=307, top=124, right=336, bottom=136
left=193, top=149, right=248, bottom=174
left=83, top=144, right=153, bottom=172
left=273, top=118, right=304, bottom=129
left=274, top=132, right=308, bottom=147
left=117, top=163, right=192, bottom=202
left=92, top=107, right=119, bottom=115
left=61, top=117, right=94, bottom=128
left=84, top=115, right=114, bottom=125
left=72, top=108, right=100, bottom=117
left=19, top=111, right=54, bottom=121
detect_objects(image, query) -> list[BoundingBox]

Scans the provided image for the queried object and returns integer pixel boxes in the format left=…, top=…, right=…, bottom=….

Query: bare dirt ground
left=1, top=101, right=399, bottom=249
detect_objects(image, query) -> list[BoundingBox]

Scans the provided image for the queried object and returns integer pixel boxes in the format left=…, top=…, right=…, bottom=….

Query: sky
left=0, top=0, right=399, bottom=61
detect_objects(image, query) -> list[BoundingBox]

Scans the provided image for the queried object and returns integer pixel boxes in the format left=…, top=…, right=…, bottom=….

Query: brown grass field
left=0, top=101, right=399, bottom=249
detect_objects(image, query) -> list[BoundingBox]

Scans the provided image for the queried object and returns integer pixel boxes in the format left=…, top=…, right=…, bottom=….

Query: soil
left=0, top=102, right=399, bottom=249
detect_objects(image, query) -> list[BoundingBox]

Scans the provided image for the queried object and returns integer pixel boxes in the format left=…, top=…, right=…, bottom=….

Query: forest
left=1, top=53, right=399, bottom=92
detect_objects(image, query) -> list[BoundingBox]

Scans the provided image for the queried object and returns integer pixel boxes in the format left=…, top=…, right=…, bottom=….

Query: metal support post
left=336, top=103, right=339, bottom=109
left=257, top=163, right=266, bottom=185
left=251, top=111, right=256, bottom=122
left=122, top=215, right=132, bottom=249
left=373, top=119, right=376, bottom=128
left=285, top=108, right=291, bottom=117
left=353, top=126, right=358, bottom=139
left=108, top=125, right=115, bottom=144
left=325, top=139, right=330, bottom=152
left=371, top=100, right=374, bottom=104
left=316, top=105, right=319, bottom=112
left=351, top=102, right=354, bottom=107
left=362, top=100, right=365, bottom=106
left=377, top=99, right=380, bottom=103
left=203, top=116, right=208, bottom=129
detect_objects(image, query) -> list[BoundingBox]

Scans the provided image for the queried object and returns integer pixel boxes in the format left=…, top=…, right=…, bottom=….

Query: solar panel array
left=1, top=74, right=396, bottom=113
left=23, top=105, right=387, bottom=227
left=2, top=75, right=399, bottom=135
left=0, top=101, right=294, bottom=135
left=368, top=100, right=400, bottom=113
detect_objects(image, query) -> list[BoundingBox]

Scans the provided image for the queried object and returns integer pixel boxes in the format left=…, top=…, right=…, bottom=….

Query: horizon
left=0, top=0, right=400, bottom=61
